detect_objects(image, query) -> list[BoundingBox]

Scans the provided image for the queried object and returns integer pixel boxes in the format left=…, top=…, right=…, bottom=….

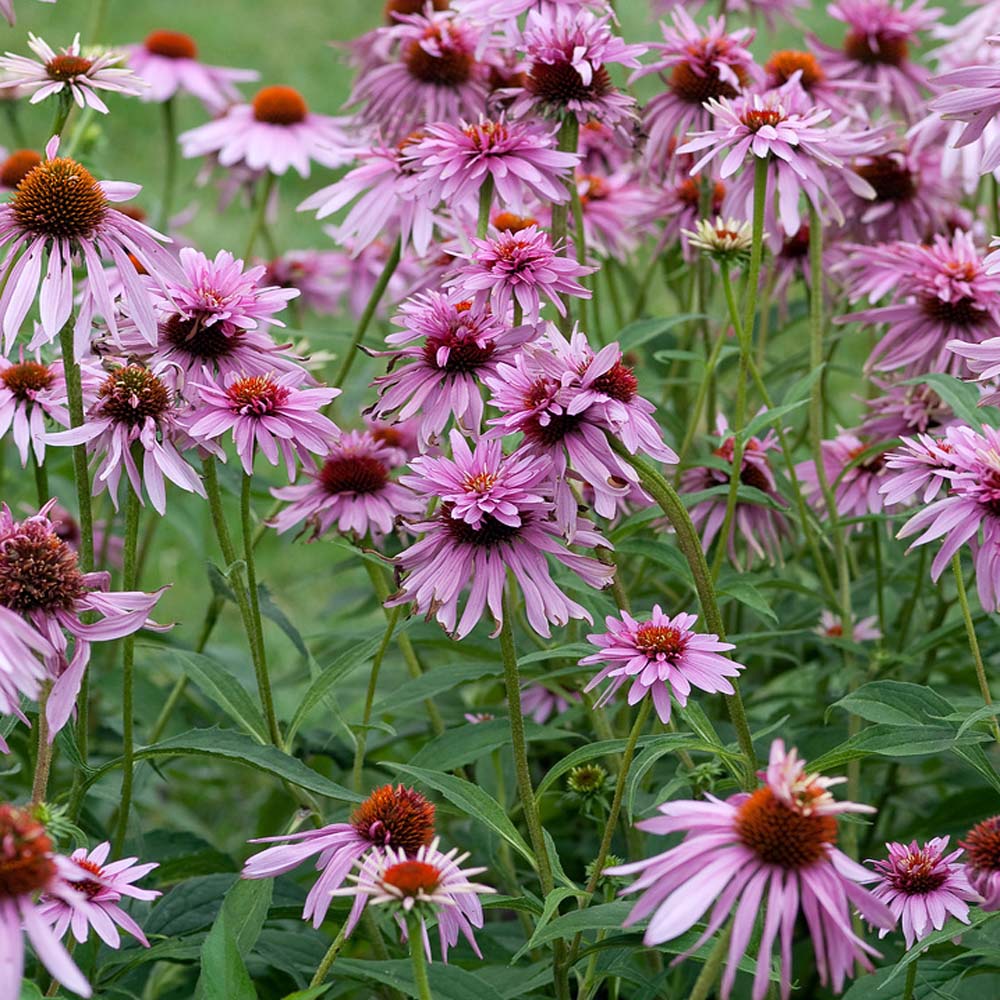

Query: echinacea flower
left=180, top=85, right=353, bottom=178
left=367, top=291, right=537, bottom=447
left=0, top=501, right=167, bottom=738
left=948, top=336, right=1000, bottom=406
left=680, top=415, right=791, bottom=568
left=402, top=115, right=579, bottom=215
left=568, top=168, right=656, bottom=260
left=809, top=0, right=941, bottom=119
left=331, top=837, right=494, bottom=961
left=126, top=29, right=258, bottom=111
left=0, top=148, right=41, bottom=193
left=507, top=7, right=645, bottom=129
left=863, top=837, right=980, bottom=947
left=606, top=740, right=895, bottom=1000
left=0, top=137, right=180, bottom=355
left=386, top=431, right=613, bottom=638
left=446, top=225, right=594, bottom=321
left=0, top=352, right=70, bottom=466
left=0, top=34, right=145, bottom=113
left=242, top=784, right=436, bottom=928
left=520, top=683, right=578, bottom=724
left=837, top=232, right=1000, bottom=376
left=48, top=364, right=205, bottom=516
left=815, top=611, right=882, bottom=643
left=186, top=370, right=338, bottom=478
left=581, top=607, right=745, bottom=723
left=39, top=842, right=160, bottom=949
left=861, top=378, right=956, bottom=440
left=797, top=429, right=890, bottom=525
left=270, top=430, right=423, bottom=541
left=683, top=216, right=753, bottom=263
left=630, top=8, right=759, bottom=172
left=260, top=249, right=344, bottom=316
left=0, top=804, right=91, bottom=1000
left=961, top=815, right=1000, bottom=910
left=0, top=603, right=52, bottom=723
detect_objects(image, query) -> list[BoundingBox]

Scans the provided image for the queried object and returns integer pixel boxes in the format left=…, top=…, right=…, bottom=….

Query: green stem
left=88, top=0, right=110, bottom=40
left=308, top=922, right=349, bottom=988
left=112, top=473, right=142, bottom=854
left=673, top=326, right=727, bottom=476
left=607, top=439, right=756, bottom=789
left=244, top=172, right=276, bottom=261
left=902, top=960, right=918, bottom=1000
left=991, top=175, right=1000, bottom=241
left=158, top=98, right=178, bottom=232
left=241, top=471, right=282, bottom=746
left=332, top=235, right=401, bottom=392
left=551, top=116, right=580, bottom=337
left=30, top=682, right=52, bottom=805
left=476, top=174, right=494, bottom=239
left=31, top=450, right=49, bottom=508
left=952, top=553, right=1000, bottom=741
left=351, top=605, right=401, bottom=792
left=871, top=522, right=886, bottom=643
left=689, top=925, right=733, bottom=1000
left=50, top=91, right=73, bottom=139
left=407, top=914, right=433, bottom=1000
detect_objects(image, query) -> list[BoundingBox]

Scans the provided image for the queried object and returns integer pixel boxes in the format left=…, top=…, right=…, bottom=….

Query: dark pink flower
left=797, top=429, right=890, bottom=525
left=962, top=815, right=1000, bottom=911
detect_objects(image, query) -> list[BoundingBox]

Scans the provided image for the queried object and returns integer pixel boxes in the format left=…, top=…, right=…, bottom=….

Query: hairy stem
left=308, top=922, right=349, bottom=989
left=244, top=172, right=276, bottom=261
left=952, top=553, right=1000, bottom=741
left=158, top=98, right=178, bottom=232
left=407, top=914, right=433, bottom=1000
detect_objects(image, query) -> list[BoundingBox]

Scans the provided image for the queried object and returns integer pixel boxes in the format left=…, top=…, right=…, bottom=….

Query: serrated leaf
left=144, top=873, right=237, bottom=939
left=385, top=762, right=534, bottom=865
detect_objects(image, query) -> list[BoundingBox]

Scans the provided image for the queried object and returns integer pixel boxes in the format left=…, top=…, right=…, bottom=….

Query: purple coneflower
left=506, top=7, right=644, bottom=129
left=630, top=8, right=759, bottom=172
left=568, top=168, right=656, bottom=260
left=270, top=430, right=423, bottom=541
left=681, top=415, right=791, bottom=568
left=387, top=431, right=613, bottom=638
left=0, top=352, right=70, bottom=466
left=186, top=370, right=338, bottom=478
left=520, top=683, right=579, bottom=723
left=180, top=85, right=353, bottom=178
left=581, top=607, right=744, bottom=724
left=332, top=838, right=494, bottom=961
left=798, top=429, right=889, bottom=526
left=0, top=805, right=91, bottom=1000
left=260, top=249, right=344, bottom=316
left=948, top=336, right=1000, bottom=405
left=0, top=604, right=51, bottom=725
left=126, top=29, right=258, bottom=111
left=0, top=33, right=145, bottom=113
left=606, top=739, right=895, bottom=1000
left=816, top=610, right=882, bottom=642
left=39, top=842, right=160, bottom=949
left=367, top=292, right=536, bottom=447
left=864, top=837, right=980, bottom=947
left=962, top=816, right=1000, bottom=910
left=0, top=137, right=179, bottom=354
left=243, top=784, right=436, bottom=928
left=446, top=225, right=594, bottom=321
left=861, top=378, right=956, bottom=440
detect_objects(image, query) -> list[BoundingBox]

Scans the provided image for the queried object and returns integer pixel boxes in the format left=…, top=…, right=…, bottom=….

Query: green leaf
left=144, top=873, right=237, bottom=939
left=809, top=724, right=988, bottom=771
left=827, top=681, right=954, bottom=727
left=510, top=887, right=582, bottom=963
left=409, top=719, right=577, bottom=773
left=373, top=661, right=503, bottom=715
left=909, top=372, right=1000, bottom=429
left=280, top=989, right=332, bottom=1000
left=333, top=959, right=505, bottom=1000
left=82, top=727, right=361, bottom=802
left=618, top=314, right=703, bottom=351
left=385, top=762, right=534, bottom=865
left=256, top=582, right=311, bottom=661
left=528, top=901, right=632, bottom=947
left=517, top=644, right=593, bottom=667
left=19, top=984, right=46, bottom=1000
left=738, top=398, right=809, bottom=443
left=141, top=645, right=268, bottom=743
left=716, top=578, right=778, bottom=624
left=195, top=878, right=271, bottom=999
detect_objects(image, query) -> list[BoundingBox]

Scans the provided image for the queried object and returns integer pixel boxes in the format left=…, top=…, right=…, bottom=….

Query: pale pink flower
left=520, top=683, right=578, bottom=724
left=815, top=611, right=883, bottom=643
left=0, top=352, right=70, bottom=466
left=260, top=249, right=344, bottom=316
left=797, top=429, right=890, bottom=525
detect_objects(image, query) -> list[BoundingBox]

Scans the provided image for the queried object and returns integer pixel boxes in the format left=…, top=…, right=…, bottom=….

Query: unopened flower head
left=683, top=217, right=753, bottom=263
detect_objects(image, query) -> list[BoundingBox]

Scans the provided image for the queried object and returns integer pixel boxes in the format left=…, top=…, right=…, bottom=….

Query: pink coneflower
left=630, top=9, right=759, bottom=172
left=606, top=740, right=895, bottom=1000
left=0, top=501, right=167, bottom=737
left=386, top=431, right=613, bottom=638
left=962, top=816, right=1000, bottom=910
left=299, top=142, right=440, bottom=258
left=837, top=232, right=1000, bottom=376
left=949, top=337, right=1000, bottom=405
left=260, top=249, right=344, bottom=316
left=763, top=49, right=857, bottom=115
left=861, top=378, right=956, bottom=440
left=0, top=148, right=41, bottom=193
left=331, top=838, right=494, bottom=961
left=446, top=225, right=593, bottom=321
left=816, top=610, right=882, bottom=642
left=864, top=837, right=980, bottom=947
left=520, top=683, right=579, bottom=723
left=0, top=604, right=52, bottom=723
left=888, top=422, right=1000, bottom=611
left=577, top=118, right=635, bottom=173
left=879, top=428, right=961, bottom=508
left=581, top=607, right=744, bottom=724
left=681, top=415, right=791, bottom=568
left=657, top=171, right=726, bottom=261
left=485, top=328, right=674, bottom=533
left=48, top=364, right=205, bottom=515
left=678, top=81, right=877, bottom=238
left=179, top=85, right=353, bottom=178
left=403, top=116, right=579, bottom=215
left=347, top=10, right=489, bottom=142
left=809, top=0, right=941, bottom=119
left=186, top=370, right=338, bottom=478
left=270, top=430, right=423, bottom=541
left=126, top=30, right=258, bottom=111
left=366, top=415, right=422, bottom=465
left=0, top=352, right=69, bottom=466
left=242, top=784, right=436, bottom=928
left=39, top=842, right=160, bottom=949
left=506, top=7, right=645, bottom=129
left=569, top=169, right=656, bottom=260
left=798, top=429, right=890, bottom=525
left=0, top=805, right=91, bottom=1000
left=0, top=137, right=179, bottom=355
left=367, top=292, right=536, bottom=447
left=0, top=34, right=145, bottom=113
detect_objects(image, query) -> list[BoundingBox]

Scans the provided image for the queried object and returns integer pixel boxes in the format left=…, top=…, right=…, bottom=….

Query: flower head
left=0, top=352, right=70, bottom=466
left=39, top=842, right=160, bottom=949
left=962, top=815, right=1000, bottom=910
left=242, top=784, right=435, bottom=928
left=798, top=429, right=889, bottom=525
left=683, top=216, right=753, bottom=263
left=606, top=740, right=894, bottom=1000
left=387, top=431, right=613, bottom=638
left=582, top=607, right=745, bottom=723
left=864, top=837, right=980, bottom=947
left=520, top=683, right=579, bottom=723
left=180, top=85, right=353, bottom=177
left=816, top=611, right=882, bottom=643
left=0, top=33, right=145, bottom=113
